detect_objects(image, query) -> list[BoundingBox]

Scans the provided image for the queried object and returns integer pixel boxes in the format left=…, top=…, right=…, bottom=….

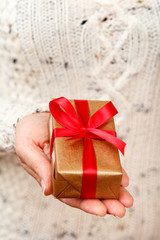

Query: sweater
left=0, top=0, right=160, bottom=239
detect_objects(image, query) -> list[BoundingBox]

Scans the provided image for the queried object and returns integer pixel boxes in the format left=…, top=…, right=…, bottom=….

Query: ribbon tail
left=65, top=133, right=85, bottom=141
left=81, top=136, right=97, bottom=199
left=88, top=130, right=117, bottom=139
left=103, top=130, right=117, bottom=137
left=89, top=128, right=126, bottom=155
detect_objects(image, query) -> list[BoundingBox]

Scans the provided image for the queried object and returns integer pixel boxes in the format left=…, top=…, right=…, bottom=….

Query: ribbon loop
left=49, top=97, right=82, bottom=131
left=88, top=101, right=118, bottom=128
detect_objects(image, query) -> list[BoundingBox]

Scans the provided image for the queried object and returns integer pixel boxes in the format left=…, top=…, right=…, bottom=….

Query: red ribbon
left=49, top=97, right=126, bottom=199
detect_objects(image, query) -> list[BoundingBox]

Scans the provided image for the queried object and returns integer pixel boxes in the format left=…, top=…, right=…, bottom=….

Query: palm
left=16, top=112, right=133, bottom=217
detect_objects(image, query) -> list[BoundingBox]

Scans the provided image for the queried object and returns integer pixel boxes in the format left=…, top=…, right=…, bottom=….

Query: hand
left=60, top=168, right=133, bottom=217
left=16, top=112, right=134, bottom=217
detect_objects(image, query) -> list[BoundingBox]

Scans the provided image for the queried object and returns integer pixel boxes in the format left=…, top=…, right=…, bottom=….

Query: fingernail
left=41, top=180, right=46, bottom=195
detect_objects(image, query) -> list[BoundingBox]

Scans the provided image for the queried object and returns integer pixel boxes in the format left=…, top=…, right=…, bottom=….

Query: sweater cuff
left=0, top=100, right=49, bottom=155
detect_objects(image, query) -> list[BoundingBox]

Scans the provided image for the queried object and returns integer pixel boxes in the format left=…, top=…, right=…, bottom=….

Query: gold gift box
left=49, top=99, right=122, bottom=199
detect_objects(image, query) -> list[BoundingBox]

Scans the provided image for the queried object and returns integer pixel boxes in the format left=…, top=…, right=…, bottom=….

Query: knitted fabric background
left=0, top=0, right=160, bottom=239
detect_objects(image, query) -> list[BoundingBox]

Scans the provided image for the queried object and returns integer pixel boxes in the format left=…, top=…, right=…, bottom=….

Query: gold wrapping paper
left=49, top=99, right=122, bottom=199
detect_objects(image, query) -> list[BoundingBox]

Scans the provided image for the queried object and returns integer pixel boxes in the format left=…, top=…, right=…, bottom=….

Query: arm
left=0, top=99, right=49, bottom=156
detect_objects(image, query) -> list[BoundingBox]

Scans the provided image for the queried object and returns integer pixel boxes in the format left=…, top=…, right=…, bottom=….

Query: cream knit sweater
left=0, top=0, right=160, bottom=239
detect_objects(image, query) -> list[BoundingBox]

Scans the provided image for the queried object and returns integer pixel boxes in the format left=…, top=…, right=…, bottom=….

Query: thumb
left=17, top=141, right=53, bottom=196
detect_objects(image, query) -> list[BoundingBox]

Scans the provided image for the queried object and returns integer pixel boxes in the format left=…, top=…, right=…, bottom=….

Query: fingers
left=118, top=186, right=134, bottom=208
left=59, top=198, right=107, bottom=217
left=121, top=168, right=129, bottom=187
left=16, top=141, right=52, bottom=196
left=102, top=199, right=126, bottom=218
left=101, top=186, right=134, bottom=217
left=60, top=186, right=134, bottom=218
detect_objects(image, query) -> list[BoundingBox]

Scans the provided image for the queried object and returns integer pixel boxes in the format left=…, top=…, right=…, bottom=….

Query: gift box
left=49, top=97, right=126, bottom=199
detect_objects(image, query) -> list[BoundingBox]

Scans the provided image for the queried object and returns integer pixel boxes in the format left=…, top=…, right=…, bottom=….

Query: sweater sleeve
left=0, top=99, right=49, bottom=156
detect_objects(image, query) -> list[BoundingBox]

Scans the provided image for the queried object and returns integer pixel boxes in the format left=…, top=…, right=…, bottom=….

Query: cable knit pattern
left=0, top=0, right=160, bottom=154
left=0, top=0, right=160, bottom=239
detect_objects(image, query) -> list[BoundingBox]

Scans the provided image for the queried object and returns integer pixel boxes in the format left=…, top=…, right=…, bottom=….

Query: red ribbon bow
left=49, top=97, right=126, bottom=199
